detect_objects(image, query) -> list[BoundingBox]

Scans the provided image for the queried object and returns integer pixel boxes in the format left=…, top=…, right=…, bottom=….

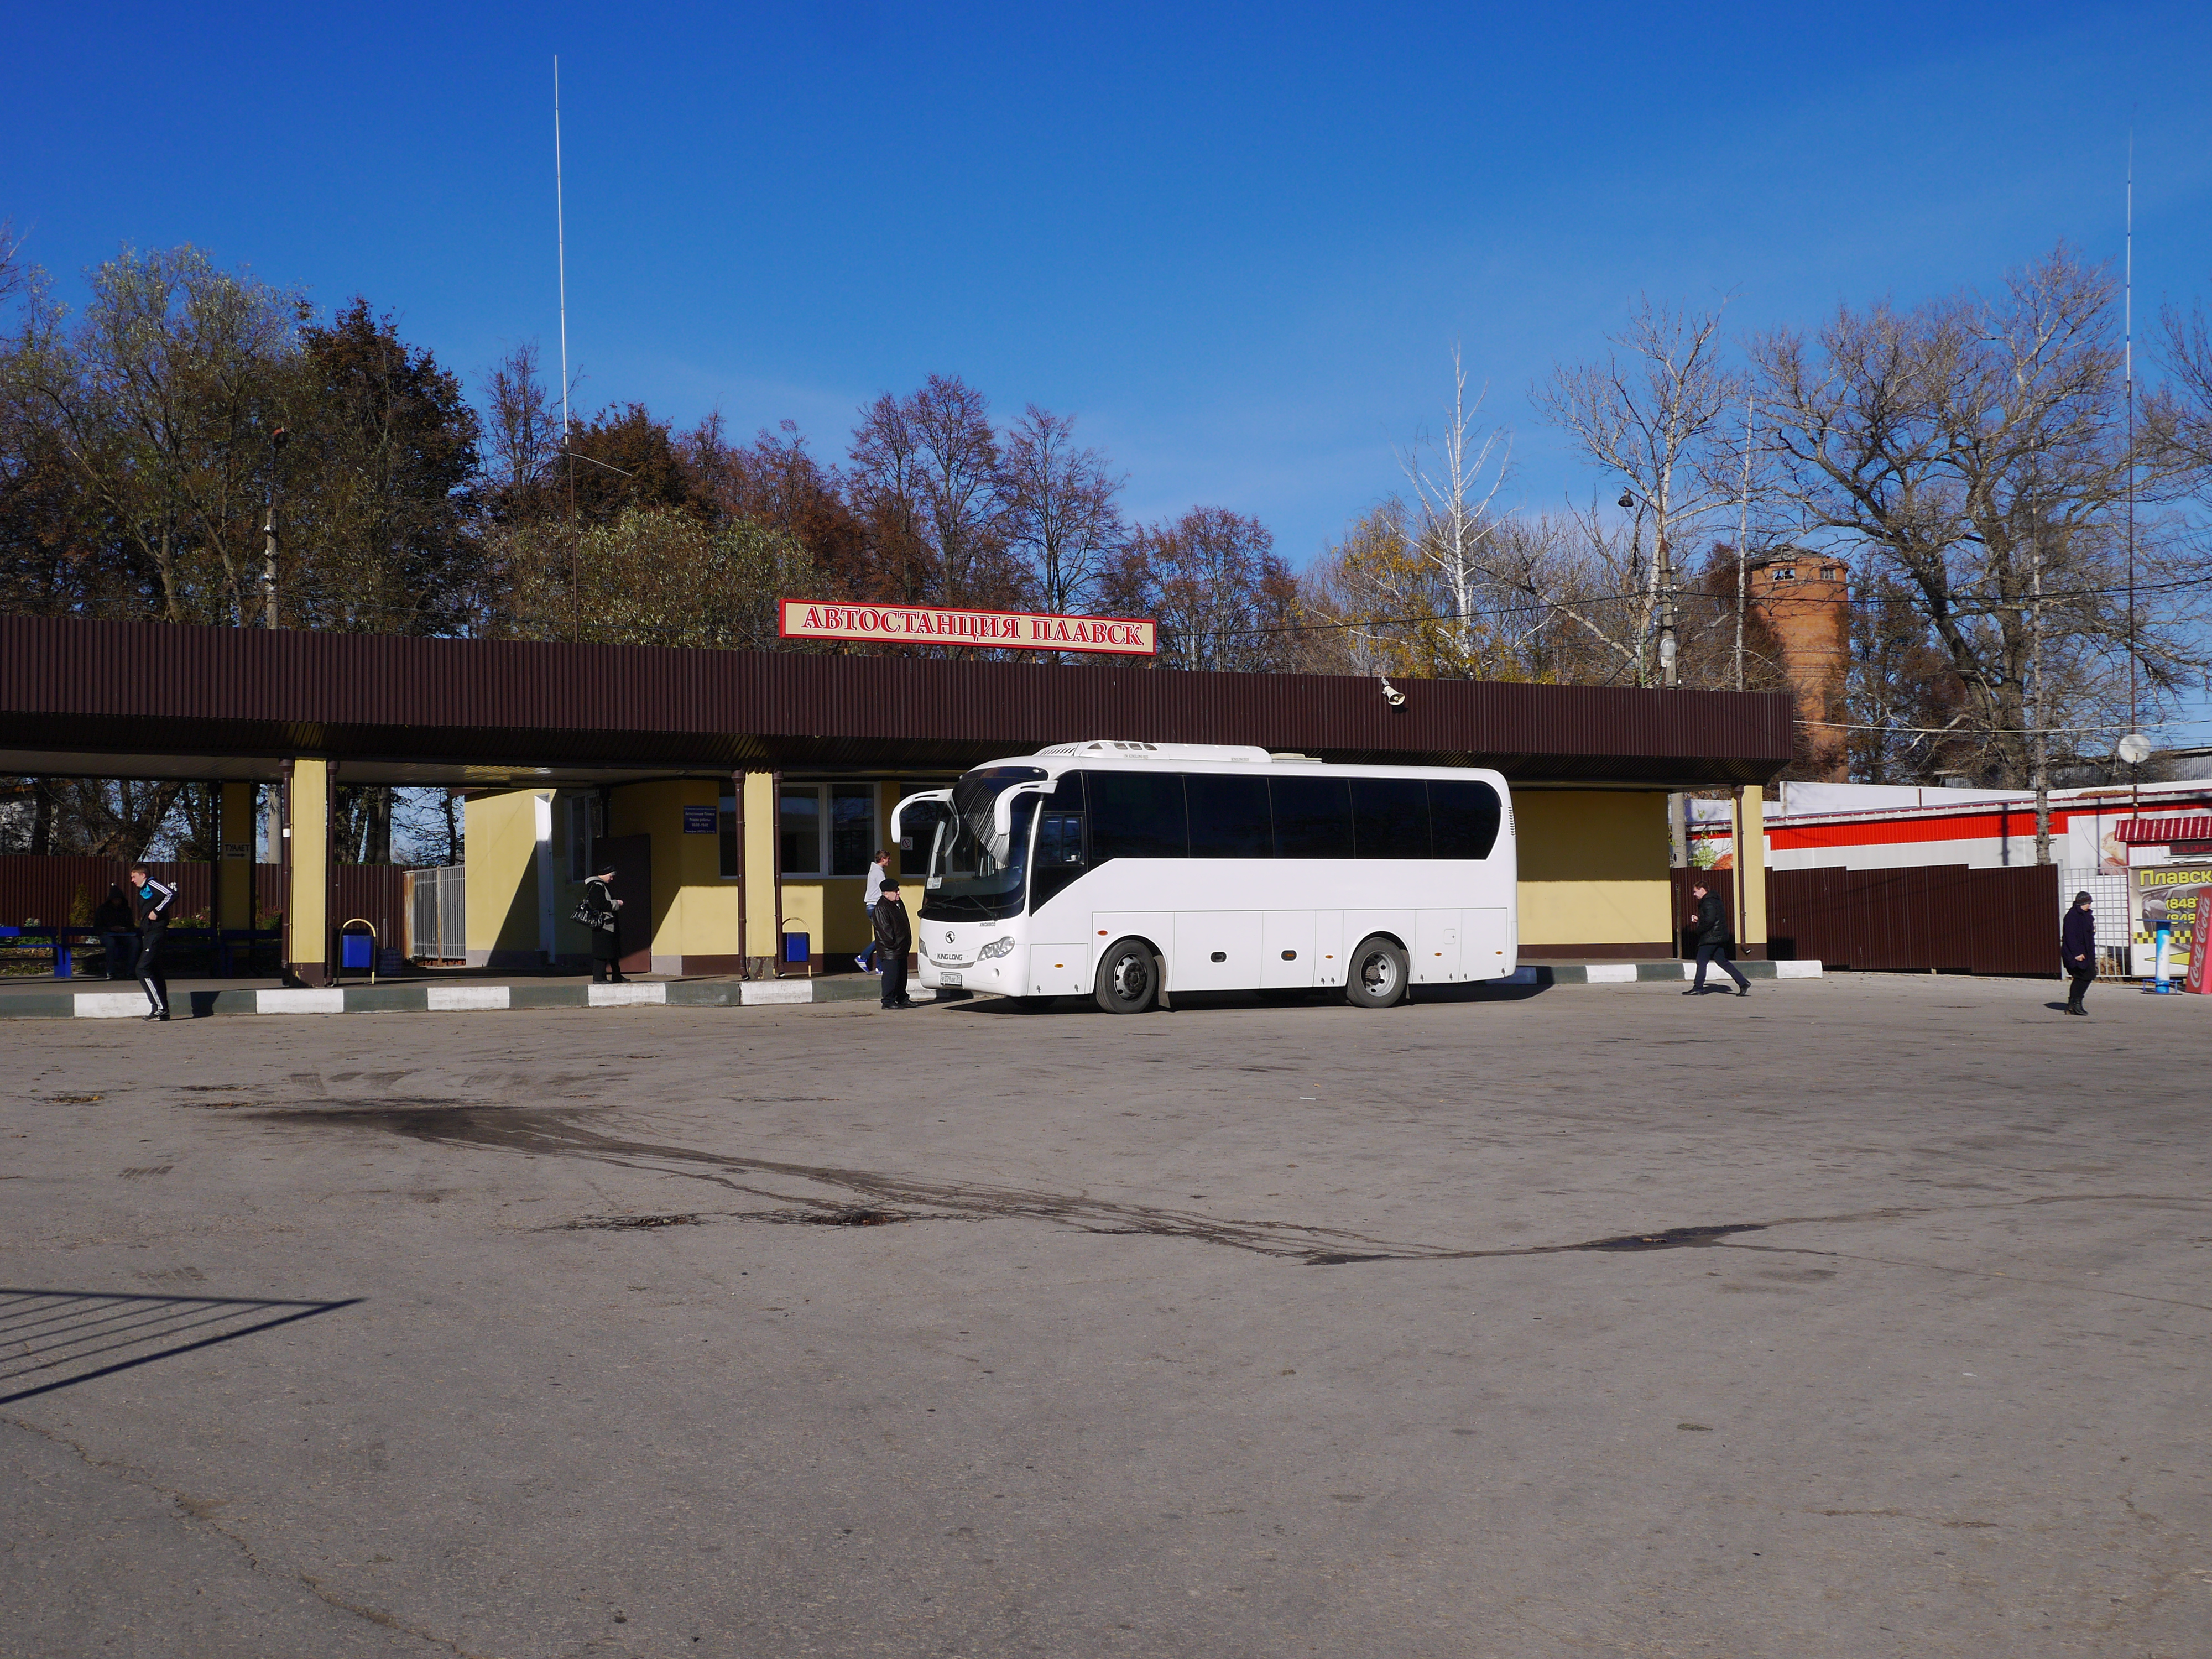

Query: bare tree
left=1752, top=243, right=2201, bottom=784
left=1101, top=508, right=1301, bottom=671
left=999, top=405, right=1124, bottom=616
left=1396, top=345, right=1509, bottom=676
left=848, top=375, right=1019, bottom=610
left=1535, top=297, right=1743, bottom=686
left=482, top=340, right=562, bottom=507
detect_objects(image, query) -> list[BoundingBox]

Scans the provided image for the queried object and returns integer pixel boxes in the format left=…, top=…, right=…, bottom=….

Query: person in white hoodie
left=854, top=848, right=890, bottom=971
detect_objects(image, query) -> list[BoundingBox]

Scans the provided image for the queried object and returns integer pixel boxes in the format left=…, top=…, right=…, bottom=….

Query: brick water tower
left=1747, top=550, right=1850, bottom=780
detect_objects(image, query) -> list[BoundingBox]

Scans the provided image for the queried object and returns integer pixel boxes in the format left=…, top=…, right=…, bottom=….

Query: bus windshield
left=921, top=766, right=1047, bottom=921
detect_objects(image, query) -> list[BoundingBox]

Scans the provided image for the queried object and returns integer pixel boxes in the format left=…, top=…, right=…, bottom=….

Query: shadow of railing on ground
left=0, top=1288, right=360, bottom=1404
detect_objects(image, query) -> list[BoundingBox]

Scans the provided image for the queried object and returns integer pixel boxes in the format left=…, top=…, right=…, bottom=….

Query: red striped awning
left=2114, top=815, right=2212, bottom=844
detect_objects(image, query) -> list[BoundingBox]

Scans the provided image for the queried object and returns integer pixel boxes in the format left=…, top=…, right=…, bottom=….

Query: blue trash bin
left=341, top=931, right=374, bottom=971
left=782, top=931, right=810, bottom=966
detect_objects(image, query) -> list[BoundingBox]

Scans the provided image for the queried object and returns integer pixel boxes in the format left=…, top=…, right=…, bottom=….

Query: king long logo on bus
left=779, top=600, right=1156, bottom=655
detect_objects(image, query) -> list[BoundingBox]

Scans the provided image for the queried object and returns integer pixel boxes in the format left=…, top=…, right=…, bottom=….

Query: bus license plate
left=940, top=972, right=962, bottom=987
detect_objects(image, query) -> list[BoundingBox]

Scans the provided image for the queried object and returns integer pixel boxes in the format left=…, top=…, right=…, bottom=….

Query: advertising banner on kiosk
left=2133, top=864, right=2212, bottom=989
left=779, top=599, right=1156, bottom=655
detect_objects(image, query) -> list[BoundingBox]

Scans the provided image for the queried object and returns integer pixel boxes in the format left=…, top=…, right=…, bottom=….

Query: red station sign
left=779, top=600, right=1156, bottom=655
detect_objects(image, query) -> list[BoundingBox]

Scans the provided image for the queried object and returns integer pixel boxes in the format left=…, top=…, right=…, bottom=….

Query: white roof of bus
left=969, top=742, right=1506, bottom=781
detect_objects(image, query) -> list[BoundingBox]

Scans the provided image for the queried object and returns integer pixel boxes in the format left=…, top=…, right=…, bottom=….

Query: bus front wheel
left=1345, top=936, right=1408, bottom=1009
left=1094, top=939, right=1160, bottom=1014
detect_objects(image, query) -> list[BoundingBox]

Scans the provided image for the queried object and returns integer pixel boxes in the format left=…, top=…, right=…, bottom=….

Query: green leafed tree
left=503, top=503, right=816, bottom=650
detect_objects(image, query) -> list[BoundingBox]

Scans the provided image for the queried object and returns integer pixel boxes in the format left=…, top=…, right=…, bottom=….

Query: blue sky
left=9, top=1, right=2210, bottom=581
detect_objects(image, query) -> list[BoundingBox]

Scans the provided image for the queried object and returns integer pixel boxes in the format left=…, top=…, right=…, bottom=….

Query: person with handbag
left=577, top=866, right=625, bottom=983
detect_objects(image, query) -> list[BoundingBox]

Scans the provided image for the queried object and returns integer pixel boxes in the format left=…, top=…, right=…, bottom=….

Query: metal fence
left=404, top=866, right=466, bottom=963
left=1766, top=864, right=2060, bottom=975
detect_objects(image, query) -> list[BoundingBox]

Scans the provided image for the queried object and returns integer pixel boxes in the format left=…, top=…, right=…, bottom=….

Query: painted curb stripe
left=5, top=964, right=1824, bottom=1020
left=427, top=985, right=510, bottom=1011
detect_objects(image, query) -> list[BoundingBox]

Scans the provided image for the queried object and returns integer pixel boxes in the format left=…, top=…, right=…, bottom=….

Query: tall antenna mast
left=2125, top=127, right=2138, bottom=815
left=555, top=56, right=578, bottom=641
left=555, top=56, right=570, bottom=441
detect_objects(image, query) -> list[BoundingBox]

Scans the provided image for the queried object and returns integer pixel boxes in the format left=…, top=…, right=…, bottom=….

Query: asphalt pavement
left=3, top=974, right=2206, bottom=1658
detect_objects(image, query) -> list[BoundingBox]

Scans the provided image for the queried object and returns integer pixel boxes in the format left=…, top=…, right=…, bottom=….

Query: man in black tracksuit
left=2061, top=890, right=2097, bottom=1015
left=872, top=882, right=915, bottom=1010
left=1684, top=881, right=1750, bottom=997
left=127, top=864, right=176, bottom=1021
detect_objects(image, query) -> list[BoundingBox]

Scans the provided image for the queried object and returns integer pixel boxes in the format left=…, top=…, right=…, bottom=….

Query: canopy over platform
left=1, top=616, right=1793, bottom=789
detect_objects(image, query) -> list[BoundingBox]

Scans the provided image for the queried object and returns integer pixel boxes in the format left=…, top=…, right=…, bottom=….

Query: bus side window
left=1429, top=780, right=1501, bottom=859
left=1088, top=770, right=1188, bottom=862
left=1350, top=777, right=1431, bottom=858
left=1270, top=775, right=1353, bottom=860
left=1186, top=773, right=1272, bottom=858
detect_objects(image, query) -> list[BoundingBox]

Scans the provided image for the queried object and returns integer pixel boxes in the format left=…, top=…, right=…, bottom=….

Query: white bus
left=890, top=740, right=1516, bottom=1013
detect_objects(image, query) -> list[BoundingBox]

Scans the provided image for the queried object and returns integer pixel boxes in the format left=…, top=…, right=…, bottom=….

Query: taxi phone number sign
left=779, top=600, right=1155, bottom=655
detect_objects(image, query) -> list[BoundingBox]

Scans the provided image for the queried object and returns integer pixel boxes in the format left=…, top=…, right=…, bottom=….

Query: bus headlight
left=977, top=936, right=1017, bottom=960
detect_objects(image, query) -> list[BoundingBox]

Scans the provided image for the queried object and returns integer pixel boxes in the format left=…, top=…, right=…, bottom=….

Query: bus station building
left=1, top=616, right=1794, bottom=984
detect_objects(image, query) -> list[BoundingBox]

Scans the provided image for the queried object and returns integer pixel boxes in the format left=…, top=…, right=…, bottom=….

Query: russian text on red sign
left=778, top=600, right=1156, bottom=655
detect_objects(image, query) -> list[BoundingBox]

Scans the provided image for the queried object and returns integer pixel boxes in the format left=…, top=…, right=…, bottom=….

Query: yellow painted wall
left=607, top=780, right=740, bottom=966
left=288, top=758, right=330, bottom=972
left=465, top=790, right=545, bottom=962
left=1514, top=790, right=1673, bottom=950
left=737, top=775, right=891, bottom=963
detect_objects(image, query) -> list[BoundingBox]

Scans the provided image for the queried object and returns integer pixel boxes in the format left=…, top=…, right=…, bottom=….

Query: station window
left=777, top=782, right=879, bottom=878
left=566, top=794, right=602, bottom=881
left=779, top=787, right=822, bottom=875
left=718, top=795, right=738, bottom=878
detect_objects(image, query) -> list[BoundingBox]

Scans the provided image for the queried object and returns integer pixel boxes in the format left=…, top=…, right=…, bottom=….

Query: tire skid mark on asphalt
left=232, top=1099, right=2212, bottom=1275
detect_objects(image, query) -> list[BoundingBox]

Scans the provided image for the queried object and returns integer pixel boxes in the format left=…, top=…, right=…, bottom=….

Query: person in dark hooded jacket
left=2061, top=890, right=2097, bottom=1015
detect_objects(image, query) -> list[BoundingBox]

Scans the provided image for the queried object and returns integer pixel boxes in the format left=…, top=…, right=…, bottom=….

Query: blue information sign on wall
left=681, top=805, right=718, bottom=834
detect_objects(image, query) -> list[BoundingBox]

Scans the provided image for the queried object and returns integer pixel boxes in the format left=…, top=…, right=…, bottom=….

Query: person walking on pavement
left=581, top=865, right=626, bottom=984
left=94, top=883, right=136, bottom=980
left=2062, top=889, right=2097, bottom=1015
left=127, top=863, right=176, bottom=1021
left=855, top=848, right=890, bottom=971
left=1683, top=881, right=1750, bottom=997
left=872, top=880, right=915, bottom=1009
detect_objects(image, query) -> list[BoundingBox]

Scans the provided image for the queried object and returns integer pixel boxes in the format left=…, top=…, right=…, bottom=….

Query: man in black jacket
left=872, top=882, right=915, bottom=1009
left=2061, top=890, right=2097, bottom=1015
left=127, top=864, right=176, bottom=1021
left=1684, top=882, right=1750, bottom=997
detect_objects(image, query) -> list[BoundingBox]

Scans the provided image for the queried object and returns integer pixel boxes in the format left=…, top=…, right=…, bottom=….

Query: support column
left=740, top=771, right=778, bottom=979
left=284, top=758, right=332, bottom=985
left=1735, top=788, right=1768, bottom=958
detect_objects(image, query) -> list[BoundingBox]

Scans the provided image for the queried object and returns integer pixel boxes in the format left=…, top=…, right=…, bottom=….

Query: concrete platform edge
left=0, top=964, right=1819, bottom=1020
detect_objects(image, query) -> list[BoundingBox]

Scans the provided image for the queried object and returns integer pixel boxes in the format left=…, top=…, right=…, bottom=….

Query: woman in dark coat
left=582, top=866, right=625, bottom=984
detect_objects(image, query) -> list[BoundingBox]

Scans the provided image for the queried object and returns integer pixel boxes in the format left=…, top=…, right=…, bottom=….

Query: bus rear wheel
left=1345, top=935, right=1408, bottom=1009
left=1094, top=939, right=1159, bottom=1014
